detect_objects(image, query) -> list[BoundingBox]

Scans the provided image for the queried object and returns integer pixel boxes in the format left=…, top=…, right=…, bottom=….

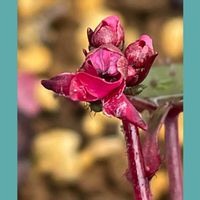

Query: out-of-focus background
left=18, top=0, right=183, bottom=199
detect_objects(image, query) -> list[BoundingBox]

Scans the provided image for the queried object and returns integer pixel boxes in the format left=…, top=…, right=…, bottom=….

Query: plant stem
left=123, top=120, right=152, bottom=200
left=165, top=112, right=183, bottom=200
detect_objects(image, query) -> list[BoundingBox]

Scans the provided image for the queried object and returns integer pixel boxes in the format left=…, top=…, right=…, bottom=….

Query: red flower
left=41, top=44, right=146, bottom=130
left=125, top=35, right=158, bottom=86
left=87, top=16, right=124, bottom=50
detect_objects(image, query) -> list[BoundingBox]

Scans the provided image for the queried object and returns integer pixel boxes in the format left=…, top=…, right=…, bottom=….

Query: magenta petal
left=101, top=15, right=120, bottom=26
left=126, top=66, right=138, bottom=86
left=125, top=34, right=157, bottom=86
left=93, top=26, right=116, bottom=47
left=41, top=73, right=75, bottom=97
left=139, top=34, right=153, bottom=49
left=136, top=53, right=158, bottom=84
left=103, top=93, right=147, bottom=130
left=89, top=15, right=124, bottom=49
left=83, top=44, right=124, bottom=76
left=69, top=72, right=123, bottom=101
left=69, top=74, right=97, bottom=102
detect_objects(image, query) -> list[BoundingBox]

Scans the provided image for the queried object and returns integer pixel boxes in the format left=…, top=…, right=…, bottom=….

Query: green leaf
left=139, top=64, right=183, bottom=98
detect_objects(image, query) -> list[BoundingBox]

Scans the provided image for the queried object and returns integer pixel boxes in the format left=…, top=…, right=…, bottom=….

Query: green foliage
left=139, top=64, right=183, bottom=98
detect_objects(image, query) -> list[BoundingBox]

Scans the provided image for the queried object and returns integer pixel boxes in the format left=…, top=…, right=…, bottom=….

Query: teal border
left=0, top=1, right=198, bottom=200
left=184, top=1, right=200, bottom=199
left=0, top=1, right=17, bottom=199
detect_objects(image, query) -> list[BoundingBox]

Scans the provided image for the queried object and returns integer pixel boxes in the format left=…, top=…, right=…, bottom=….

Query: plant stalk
left=123, top=120, right=152, bottom=200
left=165, top=112, right=183, bottom=200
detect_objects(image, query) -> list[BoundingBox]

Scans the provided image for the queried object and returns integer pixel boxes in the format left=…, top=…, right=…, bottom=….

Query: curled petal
left=103, top=93, right=147, bottom=130
left=70, top=72, right=123, bottom=101
left=41, top=73, right=75, bottom=97
left=82, top=44, right=127, bottom=77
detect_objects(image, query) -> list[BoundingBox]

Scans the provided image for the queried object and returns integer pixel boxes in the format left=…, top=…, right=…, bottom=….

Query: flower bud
left=125, top=35, right=157, bottom=86
left=87, top=16, right=124, bottom=50
left=82, top=44, right=128, bottom=79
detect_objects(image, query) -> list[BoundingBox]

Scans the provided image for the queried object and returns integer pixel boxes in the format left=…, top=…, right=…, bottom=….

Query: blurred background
left=18, top=0, right=183, bottom=199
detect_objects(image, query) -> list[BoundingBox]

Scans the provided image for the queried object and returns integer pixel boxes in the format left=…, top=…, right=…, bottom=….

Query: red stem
left=123, top=120, right=152, bottom=200
left=165, top=113, right=183, bottom=200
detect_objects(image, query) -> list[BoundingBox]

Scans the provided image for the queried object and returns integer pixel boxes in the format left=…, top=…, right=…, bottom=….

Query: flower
left=87, top=16, right=124, bottom=50
left=41, top=44, right=146, bottom=130
left=125, top=35, right=158, bottom=86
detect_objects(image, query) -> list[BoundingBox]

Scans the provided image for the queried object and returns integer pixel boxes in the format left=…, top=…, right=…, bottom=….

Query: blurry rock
left=150, top=170, right=168, bottom=200
left=35, top=81, right=59, bottom=111
left=161, top=17, right=183, bottom=60
left=33, top=125, right=126, bottom=184
left=33, top=128, right=82, bottom=182
left=78, top=136, right=124, bottom=179
left=85, top=137, right=124, bottom=159
left=18, top=44, right=52, bottom=74
left=81, top=111, right=120, bottom=137
left=81, top=113, right=105, bottom=137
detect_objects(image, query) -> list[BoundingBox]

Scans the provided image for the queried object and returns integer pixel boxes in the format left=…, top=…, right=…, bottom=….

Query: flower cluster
left=42, top=16, right=157, bottom=130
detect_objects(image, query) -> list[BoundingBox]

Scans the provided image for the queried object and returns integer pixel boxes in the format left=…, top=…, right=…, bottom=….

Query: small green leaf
left=89, top=101, right=102, bottom=112
left=139, top=64, right=183, bottom=98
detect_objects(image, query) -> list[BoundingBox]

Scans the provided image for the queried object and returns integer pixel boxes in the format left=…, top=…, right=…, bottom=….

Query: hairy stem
left=165, top=113, right=183, bottom=200
left=123, top=120, right=152, bottom=200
